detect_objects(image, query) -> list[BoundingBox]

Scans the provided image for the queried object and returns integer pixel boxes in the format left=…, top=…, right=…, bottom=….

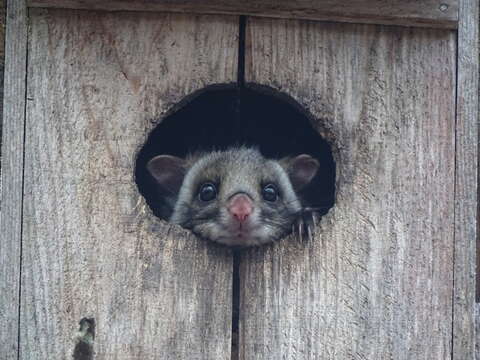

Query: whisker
left=302, top=206, right=330, bottom=212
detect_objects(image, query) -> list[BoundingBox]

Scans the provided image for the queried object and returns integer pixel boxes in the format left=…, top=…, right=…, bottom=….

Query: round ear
left=146, top=155, right=186, bottom=195
left=282, top=154, right=319, bottom=191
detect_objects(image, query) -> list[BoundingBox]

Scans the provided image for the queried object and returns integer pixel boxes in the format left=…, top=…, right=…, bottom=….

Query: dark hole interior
left=135, top=84, right=336, bottom=222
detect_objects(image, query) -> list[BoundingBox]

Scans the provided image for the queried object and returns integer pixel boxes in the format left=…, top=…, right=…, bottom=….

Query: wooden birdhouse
left=1, top=0, right=478, bottom=359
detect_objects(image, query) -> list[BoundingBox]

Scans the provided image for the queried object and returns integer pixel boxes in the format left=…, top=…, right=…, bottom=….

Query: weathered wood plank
left=0, top=0, right=7, bottom=136
left=21, top=9, right=237, bottom=359
left=476, top=304, right=480, bottom=359
left=453, top=0, right=479, bottom=358
left=0, top=0, right=27, bottom=358
left=241, top=18, right=456, bottom=359
left=27, top=0, right=459, bottom=29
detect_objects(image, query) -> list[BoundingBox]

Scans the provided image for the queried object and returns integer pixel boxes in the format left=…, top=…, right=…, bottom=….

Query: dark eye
left=262, top=184, right=278, bottom=202
left=199, top=183, right=217, bottom=202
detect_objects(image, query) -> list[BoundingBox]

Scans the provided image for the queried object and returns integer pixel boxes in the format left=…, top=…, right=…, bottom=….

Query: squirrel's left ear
left=281, top=154, right=319, bottom=191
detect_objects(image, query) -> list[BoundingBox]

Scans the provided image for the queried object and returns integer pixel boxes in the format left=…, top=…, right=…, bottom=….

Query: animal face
left=147, top=147, right=318, bottom=246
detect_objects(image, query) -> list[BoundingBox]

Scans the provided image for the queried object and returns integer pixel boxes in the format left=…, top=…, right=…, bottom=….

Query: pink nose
left=228, top=194, right=253, bottom=223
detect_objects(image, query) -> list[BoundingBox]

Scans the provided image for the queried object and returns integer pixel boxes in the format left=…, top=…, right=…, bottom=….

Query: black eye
left=262, top=184, right=278, bottom=202
left=199, top=183, right=217, bottom=202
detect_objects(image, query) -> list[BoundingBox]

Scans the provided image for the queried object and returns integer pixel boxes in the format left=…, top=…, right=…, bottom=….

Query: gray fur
left=148, top=147, right=318, bottom=246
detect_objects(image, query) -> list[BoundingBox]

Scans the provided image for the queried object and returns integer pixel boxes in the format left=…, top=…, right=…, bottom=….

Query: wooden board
left=241, top=18, right=456, bottom=359
left=0, top=0, right=27, bottom=359
left=453, top=0, right=479, bottom=358
left=27, top=0, right=459, bottom=29
left=21, top=9, right=237, bottom=359
left=476, top=304, right=480, bottom=359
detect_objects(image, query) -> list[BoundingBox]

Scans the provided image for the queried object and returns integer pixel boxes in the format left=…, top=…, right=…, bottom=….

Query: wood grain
left=476, top=304, right=480, bottom=359
left=242, top=18, right=456, bottom=359
left=27, top=0, right=459, bottom=29
left=21, top=9, right=237, bottom=359
left=0, top=0, right=27, bottom=359
left=453, top=0, right=479, bottom=358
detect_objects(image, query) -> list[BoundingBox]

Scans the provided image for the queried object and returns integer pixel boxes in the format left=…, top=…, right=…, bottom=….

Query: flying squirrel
left=147, top=147, right=319, bottom=247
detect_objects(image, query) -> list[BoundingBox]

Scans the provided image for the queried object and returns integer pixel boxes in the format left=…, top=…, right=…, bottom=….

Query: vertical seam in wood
left=231, top=251, right=241, bottom=360
left=0, top=0, right=28, bottom=358
left=451, top=25, right=459, bottom=360
left=232, top=16, right=246, bottom=360
left=17, top=7, right=29, bottom=360
left=237, top=15, right=246, bottom=87
left=476, top=0, right=480, bottom=307
left=234, top=15, right=246, bottom=135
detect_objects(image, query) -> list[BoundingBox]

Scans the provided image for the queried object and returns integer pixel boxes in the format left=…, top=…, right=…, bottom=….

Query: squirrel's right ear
left=147, top=155, right=186, bottom=195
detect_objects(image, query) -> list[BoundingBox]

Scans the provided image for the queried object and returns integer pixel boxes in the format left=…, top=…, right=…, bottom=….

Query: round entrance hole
left=135, top=84, right=335, bottom=243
